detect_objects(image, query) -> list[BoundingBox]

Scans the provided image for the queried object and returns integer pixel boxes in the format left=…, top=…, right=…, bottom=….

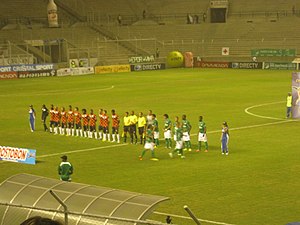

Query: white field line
left=244, top=101, right=286, bottom=120
left=0, top=85, right=115, bottom=97
left=37, top=143, right=128, bottom=159
left=2, top=107, right=298, bottom=225
left=154, top=211, right=235, bottom=225
left=37, top=119, right=295, bottom=159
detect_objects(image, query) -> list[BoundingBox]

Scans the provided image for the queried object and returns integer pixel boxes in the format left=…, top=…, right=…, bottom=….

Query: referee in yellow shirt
left=138, top=112, right=147, bottom=144
left=129, top=111, right=138, bottom=144
left=123, top=112, right=131, bottom=143
left=286, top=92, right=293, bottom=118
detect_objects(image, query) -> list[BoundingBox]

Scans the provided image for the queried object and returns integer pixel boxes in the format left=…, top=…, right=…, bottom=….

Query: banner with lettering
left=251, top=49, right=296, bottom=57
left=0, top=146, right=36, bottom=165
left=292, top=72, right=300, bottom=119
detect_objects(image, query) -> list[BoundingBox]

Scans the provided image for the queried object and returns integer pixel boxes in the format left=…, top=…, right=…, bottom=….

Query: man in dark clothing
left=41, top=104, right=49, bottom=131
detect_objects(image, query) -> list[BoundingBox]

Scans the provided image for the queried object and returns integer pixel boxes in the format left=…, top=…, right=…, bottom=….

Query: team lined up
left=40, top=105, right=230, bottom=159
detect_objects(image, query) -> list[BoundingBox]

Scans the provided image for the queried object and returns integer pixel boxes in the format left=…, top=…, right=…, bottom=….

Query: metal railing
left=0, top=202, right=170, bottom=225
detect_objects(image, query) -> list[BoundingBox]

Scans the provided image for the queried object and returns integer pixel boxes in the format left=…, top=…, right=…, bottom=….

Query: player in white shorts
left=197, top=116, right=208, bottom=152
left=163, top=114, right=172, bottom=148
left=139, top=124, right=158, bottom=161
left=182, top=114, right=192, bottom=151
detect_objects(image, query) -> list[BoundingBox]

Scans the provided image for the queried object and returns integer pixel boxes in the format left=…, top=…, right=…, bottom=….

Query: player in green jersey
left=139, top=124, right=158, bottom=161
left=182, top=114, right=192, bottom=151
left=197, top=116, right=208, bottom=152
left=169, top=121, right=185, bottom=159
left=152, top=114, right=159, bottom=147
left=173, top=116, right=179, bottom=143
left=163, top=114, right=172, bottom=148
left=58, top=155, right=73, bottom=181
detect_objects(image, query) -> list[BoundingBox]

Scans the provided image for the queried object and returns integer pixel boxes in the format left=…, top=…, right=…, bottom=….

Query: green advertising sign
left=251, top=49, right=296, bottom=57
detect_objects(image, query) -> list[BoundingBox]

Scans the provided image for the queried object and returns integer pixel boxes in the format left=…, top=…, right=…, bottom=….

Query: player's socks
left=103, top=134, right=107, bottom=141
left=54, top=127, right=58, bottom=135
left=66, top=128, right=69, bottom=135
left=117, top=134, right=120, bottom=143
left=107, top=134, right=110, bottom=141
left=99, top=132, right=102, bottom=140
left=84, top=131, right=87, bottom=138
left=72, top=129, right=75, bottom=136
left=49, top=127, right=53, bottom=133
left=80, top=130, right=83, bottom=137
left=112, top=134, right=116, bottom=142
left=141, top=149, right=147, bottom=157
left=198, top=142, right=201, bottom=150
left=62, top=128, right=65, bottom=135
left=76, top=129, right=79, bottom=136
left=94, top=132, right=97, bottom=139
left=59, top=127, right=62, bottom=134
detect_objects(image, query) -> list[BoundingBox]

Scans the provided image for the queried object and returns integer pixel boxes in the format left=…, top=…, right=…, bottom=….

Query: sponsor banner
left=0, top=71, right=18, bottom=80
left=18, top=70, right=57, bottom=79
left=194, top=61, right=229, bottom=68
left=57, top=67, right=94, bottom=76
left=71, top=67, right=94, bottom=76
left=251, top=49, right=296, bottom=57
left=230, top=62, right=262, bottom=69
left=0, top=64, right=55, bottom=72
left=57, top=68, right=72, bottom=77
left=128, top=55, right=155, bottom=64
left=0, top=146, right=36, bottom=165
left=130, top=63, right=166, bottom=71
left=292, top=72, right=300, bottom=118
left=263, top=62, right=297, bottom=70
left=95, top=65, right=131, bottom=74
left=210, top=0, right=229, bottom=8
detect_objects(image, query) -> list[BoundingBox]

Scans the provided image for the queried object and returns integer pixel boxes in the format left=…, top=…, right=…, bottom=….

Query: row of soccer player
left=41, top=105, right=211, bottom=150
left=40, top=105, right=229, bottom=154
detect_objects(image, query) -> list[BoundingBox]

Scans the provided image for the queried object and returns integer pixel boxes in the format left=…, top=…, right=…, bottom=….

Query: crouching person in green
left=139, top=124, right=159, bottom=161
left=58, top=155, right=73, bottom=181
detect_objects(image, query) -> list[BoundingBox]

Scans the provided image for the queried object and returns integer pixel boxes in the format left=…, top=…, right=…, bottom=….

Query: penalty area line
left=154, top=211, right=235, bottom=225
left=244, top=101, right=286, bottom=120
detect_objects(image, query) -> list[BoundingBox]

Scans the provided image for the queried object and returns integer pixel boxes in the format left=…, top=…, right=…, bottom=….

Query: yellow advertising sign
left=95, top=65, right=131, bottom=74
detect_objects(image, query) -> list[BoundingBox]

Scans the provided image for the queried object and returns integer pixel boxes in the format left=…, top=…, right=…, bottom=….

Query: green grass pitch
left=0, top=68, right=299, bottom=225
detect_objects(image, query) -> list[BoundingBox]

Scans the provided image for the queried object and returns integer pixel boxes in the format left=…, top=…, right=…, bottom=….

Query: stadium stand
left=0, top=0, right=300, bottom=65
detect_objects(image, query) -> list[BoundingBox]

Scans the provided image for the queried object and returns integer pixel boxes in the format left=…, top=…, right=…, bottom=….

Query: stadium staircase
left=54, top=0, right=151, bottom=57
left=17, top=41, right=52, bottom=63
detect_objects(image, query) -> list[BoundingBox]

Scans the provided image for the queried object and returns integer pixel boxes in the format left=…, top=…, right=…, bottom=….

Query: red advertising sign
left=194, top=61, right=229, bottom=68
left=0, top=72, right=18, bottom=80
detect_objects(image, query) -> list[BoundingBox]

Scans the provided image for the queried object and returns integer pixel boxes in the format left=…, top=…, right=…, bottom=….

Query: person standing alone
left=29, top=105, right=36, bottom=132
left=286, top=92, right=293, bottom=118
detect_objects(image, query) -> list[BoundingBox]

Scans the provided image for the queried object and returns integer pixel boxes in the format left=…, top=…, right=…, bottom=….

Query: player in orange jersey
left=53, top=106, right=60, bottom=135
left=81, top=108, right=89, bottom=138
left=74, top=107, right=82, bottom=137
left=98, top=109, right=104, bottom=140
left=111, top=109, right=120, bottom=143
left=66, top=105, right=74, bottom=136
left=102, top=110, right=110, bottom=141
left=60, top=107, right=67, bottom=135
left=89, top=109, right=97, bottom=139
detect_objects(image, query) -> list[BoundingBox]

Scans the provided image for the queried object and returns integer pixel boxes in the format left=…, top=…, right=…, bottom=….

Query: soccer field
left=0, top=68, right=299, bottom=225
